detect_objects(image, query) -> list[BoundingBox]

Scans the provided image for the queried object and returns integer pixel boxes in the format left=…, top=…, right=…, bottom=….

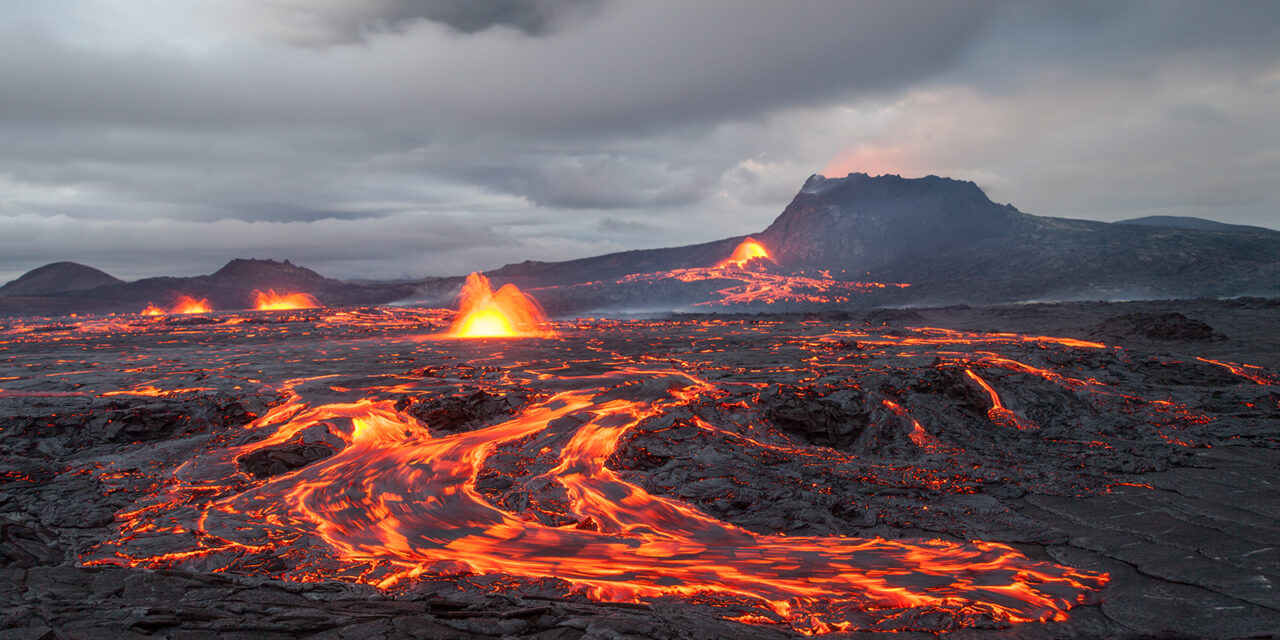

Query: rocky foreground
left=1, top=299, right=1278, bottom=639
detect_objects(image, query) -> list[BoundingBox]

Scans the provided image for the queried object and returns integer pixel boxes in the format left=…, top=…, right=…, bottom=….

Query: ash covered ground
left=1, top=299, right=1279, bottom=639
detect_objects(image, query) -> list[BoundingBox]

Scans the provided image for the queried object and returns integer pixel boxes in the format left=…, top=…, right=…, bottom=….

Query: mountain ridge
left=2, top=173, right=1277, bottom=316
left=1116, top=215, right=1278, bottom=235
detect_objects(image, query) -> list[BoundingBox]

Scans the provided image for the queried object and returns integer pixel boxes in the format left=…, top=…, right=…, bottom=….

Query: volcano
left=488, top=173, right=1280, bottom=313
left=0, top=262, right=122, bottom=298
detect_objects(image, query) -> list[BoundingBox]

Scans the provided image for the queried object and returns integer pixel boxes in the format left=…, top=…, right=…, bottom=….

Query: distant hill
left=0, top=262, right=122, bottom=298
left=0, top=258, right=426, bottom=316
left=1115, top=215, right=1278, bottom=235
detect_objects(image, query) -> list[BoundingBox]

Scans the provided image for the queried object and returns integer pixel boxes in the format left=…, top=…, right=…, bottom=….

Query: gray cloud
left=218, top=0, right=605, bottom=46
left=0, top=0, right=1277, bottom=284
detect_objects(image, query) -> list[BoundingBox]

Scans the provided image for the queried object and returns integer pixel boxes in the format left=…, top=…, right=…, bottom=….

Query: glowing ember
left=717, top=237, right=771, bottom=268
left=140, top=303, right=166, bottom=316
left=448, top=272, right=553, bottom=338
left=253, top=289, right=321, bottom=311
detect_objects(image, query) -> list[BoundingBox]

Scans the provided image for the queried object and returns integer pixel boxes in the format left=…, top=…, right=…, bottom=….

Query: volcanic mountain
left=489, top=173, right=1280, bottom=311
left=0, top=262, right=122, bottom=298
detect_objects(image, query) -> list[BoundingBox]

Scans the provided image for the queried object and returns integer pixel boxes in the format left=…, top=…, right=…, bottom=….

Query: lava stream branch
left=88, top=365, right=1107, bottom=632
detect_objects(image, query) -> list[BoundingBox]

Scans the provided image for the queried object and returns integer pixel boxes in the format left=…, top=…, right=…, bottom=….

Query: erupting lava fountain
left=717, top=237, right=772, bottom=268
left=142, top=295, right=212, bottom=315
left=448, top=272, right=554, bottom=338
left=253, top=289, right=321, bottom=310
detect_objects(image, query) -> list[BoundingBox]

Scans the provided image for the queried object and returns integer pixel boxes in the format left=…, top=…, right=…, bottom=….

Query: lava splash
left=172, top=295, right=212, bottom=314
left=253, top=289, right=321, bottom=311
left=145, top=295, right=212, bottom=315
left=718, top=237, right=771, bottom=268
left=449, top=272, right=553, bottom=338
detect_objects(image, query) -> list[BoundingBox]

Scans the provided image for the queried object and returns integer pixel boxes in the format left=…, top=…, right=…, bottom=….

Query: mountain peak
left=212, top=258, right=319, bottom=281
left=758, top=172, right=1015, bottom=268
left=0, top=262, right=123, bottom=298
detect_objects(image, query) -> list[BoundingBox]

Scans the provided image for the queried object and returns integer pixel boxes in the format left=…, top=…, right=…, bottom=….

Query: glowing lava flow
left=601, top=237, right=909, bottom=307
left=171, top=295, right=212, bottom=314
left=717, top=237, right=771, bottom=268
left=253, top=289, right=321, bottom=311
left=90, top=368, right=1105, bottom=634
left=964, top=368, right=1039, bottom=431
left=449, top=273, right=554, bottom=338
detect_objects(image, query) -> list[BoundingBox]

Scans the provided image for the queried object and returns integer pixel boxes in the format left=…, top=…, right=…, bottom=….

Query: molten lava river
left=2, top=306, right=1274, bottom=634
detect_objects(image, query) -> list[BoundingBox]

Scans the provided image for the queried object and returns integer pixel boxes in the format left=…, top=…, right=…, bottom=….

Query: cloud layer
left=1, top=1, right=1277, bottom=282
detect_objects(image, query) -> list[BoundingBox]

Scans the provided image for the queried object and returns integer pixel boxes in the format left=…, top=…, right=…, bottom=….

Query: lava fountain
left=253, top=289, right=321, bottom=311
left=144, top=296, right=211, bottom=315
left=717, top=238, right=771, bottom=269
left=448, top=272, right=554, bottom=338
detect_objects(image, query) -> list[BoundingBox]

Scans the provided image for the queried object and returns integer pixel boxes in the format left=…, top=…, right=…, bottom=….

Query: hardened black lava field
left=2, top=299, right=1279, bottom=639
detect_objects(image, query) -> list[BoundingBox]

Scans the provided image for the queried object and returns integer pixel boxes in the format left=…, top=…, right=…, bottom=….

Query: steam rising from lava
left=448, top=273, right=553, bottom=338
left=253, top=289, right=320, bottom=311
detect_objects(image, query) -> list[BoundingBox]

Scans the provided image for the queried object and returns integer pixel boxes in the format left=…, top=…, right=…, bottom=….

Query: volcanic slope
left=489, top=173, right=1280, bottom=312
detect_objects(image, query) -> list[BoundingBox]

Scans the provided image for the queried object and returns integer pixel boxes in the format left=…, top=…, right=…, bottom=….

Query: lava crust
left=1, top=303, right=1278, bottom=638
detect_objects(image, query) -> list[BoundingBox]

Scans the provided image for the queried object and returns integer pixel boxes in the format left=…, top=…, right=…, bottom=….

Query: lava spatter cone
left=717, top=238, right=772, bottom=269
left=448, top=272, right=554, bottom=338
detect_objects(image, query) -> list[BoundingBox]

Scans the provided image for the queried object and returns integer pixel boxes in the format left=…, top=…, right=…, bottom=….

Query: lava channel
left=88, top=367, right=1106, bottom=634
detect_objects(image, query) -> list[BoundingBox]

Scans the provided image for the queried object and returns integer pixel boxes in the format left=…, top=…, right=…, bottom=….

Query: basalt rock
left=404, top=388, right=534, bottom=433
left=1091, top=311, right=1224, bottom=342
left=237, top=422, right=345, bottom=478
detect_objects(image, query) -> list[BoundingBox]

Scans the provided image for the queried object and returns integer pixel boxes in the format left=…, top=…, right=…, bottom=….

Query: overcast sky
left=1, top=0, right=1277, bottom=283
